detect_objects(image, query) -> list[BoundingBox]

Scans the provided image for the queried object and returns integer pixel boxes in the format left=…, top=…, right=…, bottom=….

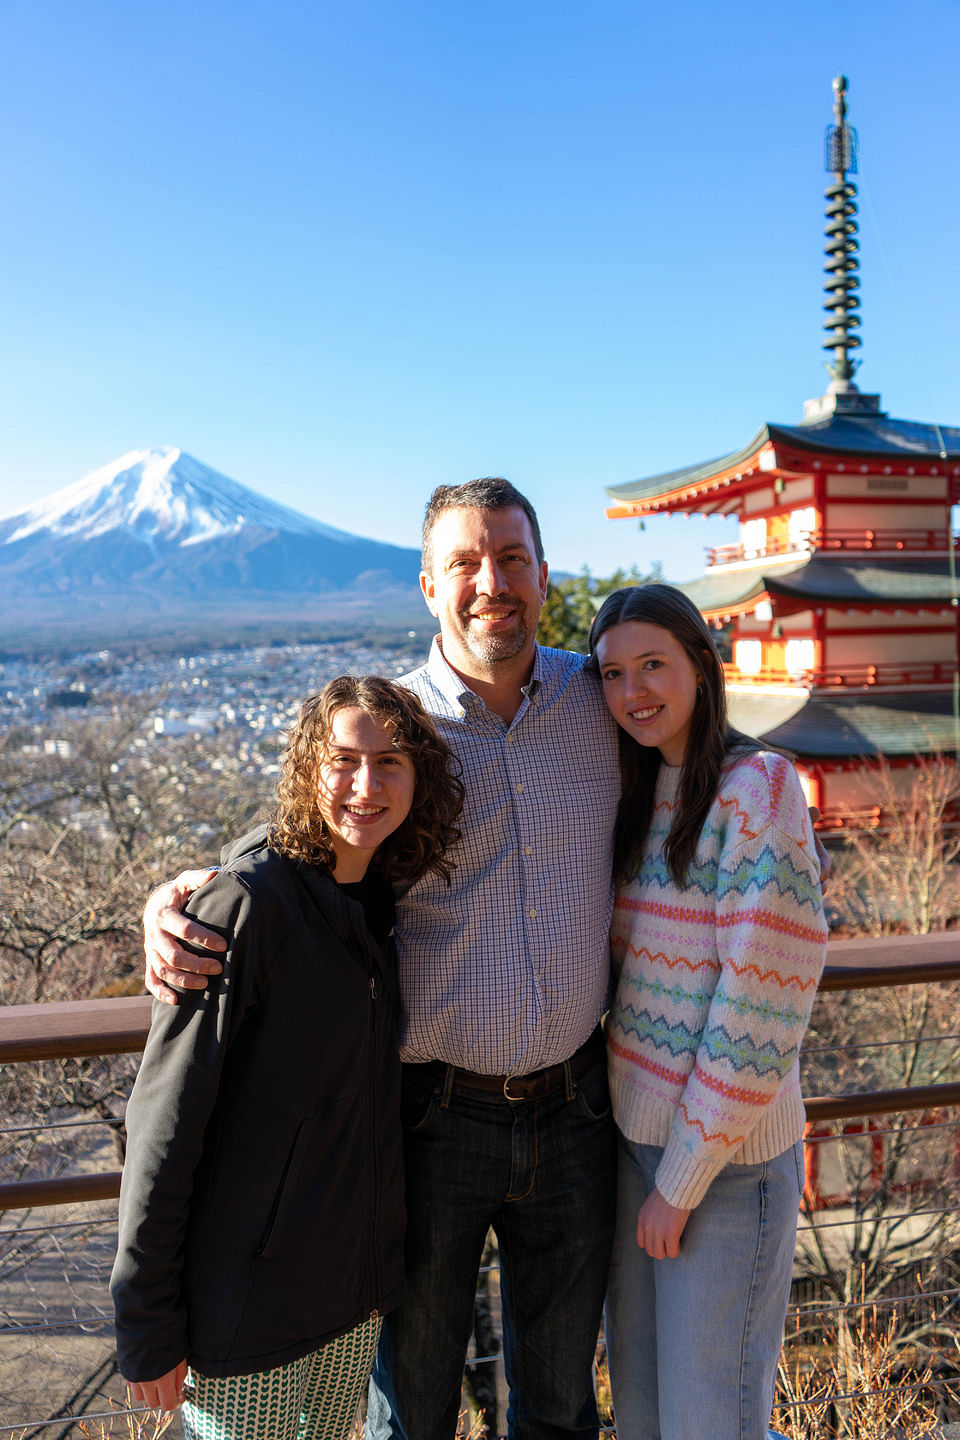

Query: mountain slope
left=0, top=449, right=425, bottom=625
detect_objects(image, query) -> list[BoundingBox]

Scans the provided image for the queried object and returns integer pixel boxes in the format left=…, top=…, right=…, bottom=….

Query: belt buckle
left=503, top=1074, right=524, bottom=1102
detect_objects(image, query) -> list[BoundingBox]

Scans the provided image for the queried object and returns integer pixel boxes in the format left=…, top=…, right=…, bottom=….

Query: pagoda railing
left=707, top=528, right=957, bottom=567
left=724, top=659, right=958, bottom=690
left=814, top=803, right=960, bottom=833
left=708, top=535, right=807, bottom=566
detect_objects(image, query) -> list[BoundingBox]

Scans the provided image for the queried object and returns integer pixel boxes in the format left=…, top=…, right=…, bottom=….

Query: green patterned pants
left=180, top=1313, right=382, bottom=1440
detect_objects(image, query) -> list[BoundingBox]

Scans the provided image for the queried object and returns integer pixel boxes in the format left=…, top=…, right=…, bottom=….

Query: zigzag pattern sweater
left=607, top=750, right=828, bottom=1211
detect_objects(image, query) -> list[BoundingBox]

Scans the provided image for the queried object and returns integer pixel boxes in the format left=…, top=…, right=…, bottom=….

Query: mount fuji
left=0, top=448, right=426, bottom=638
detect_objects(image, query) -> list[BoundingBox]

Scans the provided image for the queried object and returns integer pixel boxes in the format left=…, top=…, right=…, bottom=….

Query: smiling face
left=594, top=620, right=702, bottom=767
left=317, top=706, right=417, bottom=882
left=419, top=505, right=549, bottom=678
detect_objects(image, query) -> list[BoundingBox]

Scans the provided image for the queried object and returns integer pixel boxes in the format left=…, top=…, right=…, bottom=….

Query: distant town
left=3, top=636, right=432, bottom=739
left=1, top=635, right=432, bottom=855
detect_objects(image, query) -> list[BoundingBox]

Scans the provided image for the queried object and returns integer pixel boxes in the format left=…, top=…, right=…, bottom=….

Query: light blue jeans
left=604, top=1135, right=804, bottom=1440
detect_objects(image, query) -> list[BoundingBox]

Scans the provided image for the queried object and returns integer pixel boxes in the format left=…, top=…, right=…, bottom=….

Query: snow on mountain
left=0, top=447, right=365, bottom=550
left=0, top=449, right=425, bottom=630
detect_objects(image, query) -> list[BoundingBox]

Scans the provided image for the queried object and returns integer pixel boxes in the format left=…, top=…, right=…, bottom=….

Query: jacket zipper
left=368, top=950, right=382, bottom=1306
left=340, top=886, right=386, bottom=1311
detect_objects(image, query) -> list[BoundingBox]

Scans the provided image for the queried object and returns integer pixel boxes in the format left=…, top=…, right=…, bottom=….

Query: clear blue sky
left=0, top=0, right=957, bottom=581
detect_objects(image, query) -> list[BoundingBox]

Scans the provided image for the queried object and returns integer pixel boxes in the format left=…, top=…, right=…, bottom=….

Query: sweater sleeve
left=110, top=870, right=268, bottom=1383
left=654, top=755, right=828, bottom=1210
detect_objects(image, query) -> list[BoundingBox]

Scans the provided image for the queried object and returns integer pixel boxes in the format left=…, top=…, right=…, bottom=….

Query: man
left=145, top=479, right=621, bottom=1440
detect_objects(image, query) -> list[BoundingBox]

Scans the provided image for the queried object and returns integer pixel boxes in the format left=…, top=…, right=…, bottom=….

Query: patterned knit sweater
left=607, top=750, right=828, bottom=1211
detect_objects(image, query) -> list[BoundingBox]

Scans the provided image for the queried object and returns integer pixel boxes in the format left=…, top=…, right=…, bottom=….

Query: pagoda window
left=784, top=638, right=815, bottom=676
left=796, top=770, right=816, bottom=807
left=741, top=518, right=767, bottom=557
left=788, top=507, right=817, bottom=546
left=735, top=639, right=763, bottom=674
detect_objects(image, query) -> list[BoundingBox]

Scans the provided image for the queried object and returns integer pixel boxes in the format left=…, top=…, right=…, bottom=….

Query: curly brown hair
left=267, top=675, right=464, bottom=886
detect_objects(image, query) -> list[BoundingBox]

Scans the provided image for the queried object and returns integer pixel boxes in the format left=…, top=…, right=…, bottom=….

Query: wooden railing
left=3, top=937, right=960, bottom=1210
left=3, top=944, right=959, bottom=1434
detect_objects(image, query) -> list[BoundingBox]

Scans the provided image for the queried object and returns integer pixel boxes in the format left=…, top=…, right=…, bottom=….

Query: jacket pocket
left=258, top=1119, right=309, bottom=1259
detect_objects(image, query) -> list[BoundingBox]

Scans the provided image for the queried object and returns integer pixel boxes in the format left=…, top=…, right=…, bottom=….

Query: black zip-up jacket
left=110, top=828, right=405, bottom=1382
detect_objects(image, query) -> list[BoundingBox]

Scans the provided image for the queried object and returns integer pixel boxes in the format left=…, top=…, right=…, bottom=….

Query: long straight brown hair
left=589, top=584, right=758, bottom=885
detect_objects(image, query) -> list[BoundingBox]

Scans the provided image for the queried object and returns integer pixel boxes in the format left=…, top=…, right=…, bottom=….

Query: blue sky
left=0, top=0, right=957, bottom=581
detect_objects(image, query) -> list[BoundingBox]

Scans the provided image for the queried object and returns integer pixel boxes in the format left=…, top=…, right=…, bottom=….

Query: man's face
left=420, top=506, right=549, bottom=675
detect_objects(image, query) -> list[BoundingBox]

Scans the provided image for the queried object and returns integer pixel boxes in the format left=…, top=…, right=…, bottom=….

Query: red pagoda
left=604, top=75, right=960, bottom=827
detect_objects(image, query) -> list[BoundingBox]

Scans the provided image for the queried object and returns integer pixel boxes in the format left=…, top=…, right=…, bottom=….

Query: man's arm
left=143, top=870, right=226, bottom=1005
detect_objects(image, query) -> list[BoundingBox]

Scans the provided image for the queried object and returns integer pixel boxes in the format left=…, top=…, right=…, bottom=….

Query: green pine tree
left=536, top=563, right=662, bottom=654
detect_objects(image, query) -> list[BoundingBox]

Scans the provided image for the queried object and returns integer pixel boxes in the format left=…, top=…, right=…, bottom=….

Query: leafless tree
left=827, top=754, right=960, bottom=935
left=791, top=757, right=960, bottom=1382
left=799, top=982, right=960, bottom=1362
left=1, top=703, right=271, bottom=1186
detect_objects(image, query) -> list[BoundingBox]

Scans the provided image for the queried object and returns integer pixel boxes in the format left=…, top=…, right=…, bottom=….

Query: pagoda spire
left=804, top=75, right=881, bottom=421
left=822, top=73, right=861, bottom=391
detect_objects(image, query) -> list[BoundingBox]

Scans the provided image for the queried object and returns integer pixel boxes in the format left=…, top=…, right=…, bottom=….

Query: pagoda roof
left=680, top=562, right=801, bottom=616
left=606, top=432, right=769, bottom=508
left=680, top=555, right=960, bottom=616
left=769, top=413, right=960, bottom=461
left=606, top=411, right=960, bottom=510
left=727, top=690, right=959, bottom=758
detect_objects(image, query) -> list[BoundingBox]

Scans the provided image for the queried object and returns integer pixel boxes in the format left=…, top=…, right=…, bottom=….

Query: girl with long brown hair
left=590, top=585, right=827, bottom=1440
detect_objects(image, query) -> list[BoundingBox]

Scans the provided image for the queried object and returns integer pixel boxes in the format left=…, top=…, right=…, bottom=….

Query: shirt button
left=506, top=732, right=515, bottom=743
left=528, top=907, right=538, bottom=919
left=523, top=845, right=533, bottom=856
left=516, top=783, right=524, bottom=794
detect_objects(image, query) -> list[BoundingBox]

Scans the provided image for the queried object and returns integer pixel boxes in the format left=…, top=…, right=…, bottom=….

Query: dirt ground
left=0, top=1195, right=164, bottom=1440
left=0, top=1196, right=508, bottom=1440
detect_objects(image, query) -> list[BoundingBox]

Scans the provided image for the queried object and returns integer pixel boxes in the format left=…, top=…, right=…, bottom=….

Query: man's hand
left=636, top=1187, right=690, bottom=1259
left=127, top=1358, right=188, bottom=1411
left=143, top=870, right=226, bottom=1006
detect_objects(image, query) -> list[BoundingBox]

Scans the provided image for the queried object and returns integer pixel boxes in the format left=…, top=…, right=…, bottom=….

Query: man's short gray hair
left=420, top=478, right=545, bottom=573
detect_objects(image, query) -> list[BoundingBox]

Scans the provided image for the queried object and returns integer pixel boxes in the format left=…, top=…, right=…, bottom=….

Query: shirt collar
left=425, top=635, right=544, bottom=715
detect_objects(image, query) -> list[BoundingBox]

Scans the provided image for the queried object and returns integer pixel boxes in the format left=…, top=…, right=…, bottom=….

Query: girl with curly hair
left=112, top=676, right=463, bottom=1440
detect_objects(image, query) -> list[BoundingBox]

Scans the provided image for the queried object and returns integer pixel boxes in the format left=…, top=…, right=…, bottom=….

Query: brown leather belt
left=422, top=1025, right=605, bottom=1102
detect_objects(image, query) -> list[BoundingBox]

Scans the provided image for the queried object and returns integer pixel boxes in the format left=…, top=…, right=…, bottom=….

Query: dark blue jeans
left=367, top=1058, right=616, bottom=1440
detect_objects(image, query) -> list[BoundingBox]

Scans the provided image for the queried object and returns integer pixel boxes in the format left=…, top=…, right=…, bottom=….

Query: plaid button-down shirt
left=396, top=638, right=621, bottom=1074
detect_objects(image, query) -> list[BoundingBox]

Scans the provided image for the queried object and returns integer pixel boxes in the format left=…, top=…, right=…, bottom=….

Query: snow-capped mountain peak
left=1, top=447, right=356, bottom=550
left=0, top=447, right=423, bottom=631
